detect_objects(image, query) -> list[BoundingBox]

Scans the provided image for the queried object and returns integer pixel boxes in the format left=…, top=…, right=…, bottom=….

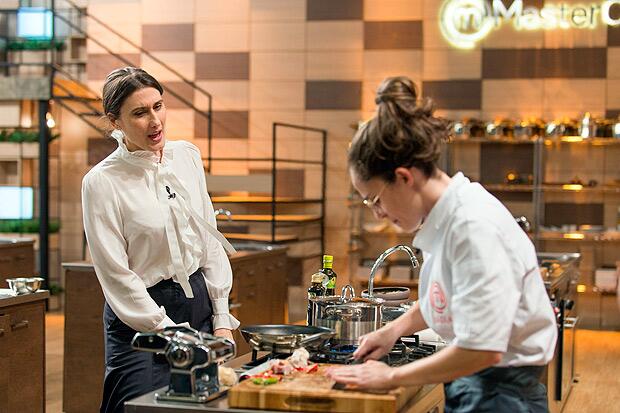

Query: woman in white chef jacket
left=326, top=76, right=557, bottom=412
left=81, top=67, right=239, bottom=413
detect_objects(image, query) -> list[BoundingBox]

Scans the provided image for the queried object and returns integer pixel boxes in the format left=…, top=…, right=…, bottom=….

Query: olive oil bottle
left=307, top=272, right=326, bottom=325
left=321, top=255, right=337, bottom=296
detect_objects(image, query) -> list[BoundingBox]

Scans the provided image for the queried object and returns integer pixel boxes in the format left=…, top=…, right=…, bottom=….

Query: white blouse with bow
left=82, top=136, right=240, bottom=332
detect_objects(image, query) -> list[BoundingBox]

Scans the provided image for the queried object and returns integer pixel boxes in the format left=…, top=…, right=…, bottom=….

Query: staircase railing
left=51, top=0, right=215, bottom=168
left=50, top=62, right=106, bottom=135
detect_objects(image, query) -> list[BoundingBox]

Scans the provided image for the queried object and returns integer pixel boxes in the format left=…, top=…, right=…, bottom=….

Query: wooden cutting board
left=228, top=364, right=422, bottom=413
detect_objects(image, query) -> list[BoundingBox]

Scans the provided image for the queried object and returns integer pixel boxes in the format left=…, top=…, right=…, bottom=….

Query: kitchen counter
left=62, top=244, right=290, bottom=413
left=538, top=252, right=580, bottom=295
left=0, top=237, right=34, bottom=249
left=125, top=352, right=444, bottom=413
left=536, top=252, right=580, bottom=413
left=0, top=289, right=48, bottom=412
left=0, top=289, right=49, bottom=307
left=61, top=243, right=288, bottom=272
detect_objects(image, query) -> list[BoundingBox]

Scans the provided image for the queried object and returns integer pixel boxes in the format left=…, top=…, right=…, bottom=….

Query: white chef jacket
left=82, top=138, right=240, bottom=332
left=414, top=172, right=557, bottom=367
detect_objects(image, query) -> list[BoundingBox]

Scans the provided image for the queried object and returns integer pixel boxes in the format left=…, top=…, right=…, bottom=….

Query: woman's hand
left=325, top=360, right=396, bottom=390
left=353, top=326, right=399, bottom=361
left=214, top=328, right=234, bottom=341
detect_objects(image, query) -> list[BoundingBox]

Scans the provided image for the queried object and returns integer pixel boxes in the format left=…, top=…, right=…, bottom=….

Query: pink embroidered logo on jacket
left=430, top=282, right=447, bottom=314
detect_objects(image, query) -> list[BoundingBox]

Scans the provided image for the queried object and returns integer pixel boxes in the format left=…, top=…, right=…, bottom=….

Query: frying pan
left=241, top=324, right=335, bottom=353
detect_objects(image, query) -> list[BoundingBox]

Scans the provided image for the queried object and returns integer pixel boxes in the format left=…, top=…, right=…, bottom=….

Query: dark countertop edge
left=0, top=290, right=50, bottom=308
left=125, top=351, right=439, bottom=412
left=62, top=246, right=288, bottom=272
left=0, top=237, right=35, bottom=249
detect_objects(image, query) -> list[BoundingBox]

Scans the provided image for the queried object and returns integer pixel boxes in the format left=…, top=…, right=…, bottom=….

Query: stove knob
left=168, top=344, right=193, bottom=368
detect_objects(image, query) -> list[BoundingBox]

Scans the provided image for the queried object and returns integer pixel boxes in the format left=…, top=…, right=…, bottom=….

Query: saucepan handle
left=325, top=306, right=362, bottom=319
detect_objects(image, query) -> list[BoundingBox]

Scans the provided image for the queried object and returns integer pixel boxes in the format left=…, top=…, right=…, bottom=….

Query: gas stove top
left=243, top=334, right=440, bottom=371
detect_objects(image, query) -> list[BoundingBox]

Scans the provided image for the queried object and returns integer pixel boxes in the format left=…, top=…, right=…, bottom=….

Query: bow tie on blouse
left=115, top=137, right=236, bottom=298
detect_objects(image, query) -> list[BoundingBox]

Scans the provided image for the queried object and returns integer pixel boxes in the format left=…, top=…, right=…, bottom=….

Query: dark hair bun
left=348, top=76, right=450, bottom=181
left=375, top=76, right=433, bottom=121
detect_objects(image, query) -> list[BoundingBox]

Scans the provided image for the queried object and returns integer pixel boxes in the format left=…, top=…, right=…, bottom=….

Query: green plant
left=0, top=219, right=61, bottom=233
left=4, top=39, right=65, bottom=51
left=0, top=129, right=60, bottom=143
left=48, top=282, right=64, bottom=296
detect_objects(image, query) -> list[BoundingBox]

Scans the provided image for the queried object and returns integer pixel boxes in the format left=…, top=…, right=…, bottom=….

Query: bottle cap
left=311, top=272, right=325, bottom=283
left=323, top=255, right=333, bottom=267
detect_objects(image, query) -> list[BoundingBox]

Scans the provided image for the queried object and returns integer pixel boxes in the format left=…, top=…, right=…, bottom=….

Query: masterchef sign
left=440, top=0, right=620, bottom=49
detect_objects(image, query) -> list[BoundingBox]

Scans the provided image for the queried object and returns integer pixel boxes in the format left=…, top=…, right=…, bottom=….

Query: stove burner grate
left=245, top=334, right=440, bottom=369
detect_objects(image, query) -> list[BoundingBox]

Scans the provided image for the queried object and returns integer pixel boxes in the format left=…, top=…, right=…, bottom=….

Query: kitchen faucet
left=368, top=245, right=419, bottom=298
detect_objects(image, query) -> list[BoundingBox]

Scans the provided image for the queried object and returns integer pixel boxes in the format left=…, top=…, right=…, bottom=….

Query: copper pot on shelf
left=465, top=118, right=486, bottom=139
left=594, top=118, right=613, bottom=138
left=496, top=118, right=515, bottom=139
left=546, top=118, right=579, bottom=138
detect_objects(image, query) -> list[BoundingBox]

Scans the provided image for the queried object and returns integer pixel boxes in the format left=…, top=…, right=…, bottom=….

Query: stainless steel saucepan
left=311, top=285, right=383, bottom=345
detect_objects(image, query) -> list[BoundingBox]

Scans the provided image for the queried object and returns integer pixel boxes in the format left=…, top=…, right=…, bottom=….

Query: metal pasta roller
left=131, top=326, right=236, bottom=403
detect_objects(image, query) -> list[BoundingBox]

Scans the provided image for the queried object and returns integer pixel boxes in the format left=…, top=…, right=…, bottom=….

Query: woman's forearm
left=389, top=301, right=428, bottom=338
left=390, top=345, right=502, bottom=386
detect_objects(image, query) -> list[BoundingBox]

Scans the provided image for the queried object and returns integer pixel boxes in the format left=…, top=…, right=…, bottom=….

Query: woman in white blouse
left=82, top=67, right=239, bottom=413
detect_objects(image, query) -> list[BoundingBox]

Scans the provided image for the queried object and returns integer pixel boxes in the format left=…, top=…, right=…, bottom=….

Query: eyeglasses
left=362, top=182, right=388, bottom=209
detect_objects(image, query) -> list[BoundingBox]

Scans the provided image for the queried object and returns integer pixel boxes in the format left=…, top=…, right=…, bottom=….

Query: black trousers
left=100, top=269, right=213, bottom=413
left=444, top=365, right=548, bottom=413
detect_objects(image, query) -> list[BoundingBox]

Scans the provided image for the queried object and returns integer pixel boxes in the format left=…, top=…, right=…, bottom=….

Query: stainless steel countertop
left=538, top=252, right=581, bottom=294
left=0, top=237, right=34, bottom=249
left=0, top=290, right=49, bottom=308
left=64, top=243, right=288, bottom=272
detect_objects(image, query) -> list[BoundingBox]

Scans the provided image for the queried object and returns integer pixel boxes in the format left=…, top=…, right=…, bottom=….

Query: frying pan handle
left=248, top=337, right=262, bottom=350
left=299, top=331, right=329, bottom=346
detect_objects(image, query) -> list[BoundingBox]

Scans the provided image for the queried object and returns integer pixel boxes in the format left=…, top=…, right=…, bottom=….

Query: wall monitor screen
left=17, top=7, right=53, bottom=39
left=0, top=186, right=34, bottom=219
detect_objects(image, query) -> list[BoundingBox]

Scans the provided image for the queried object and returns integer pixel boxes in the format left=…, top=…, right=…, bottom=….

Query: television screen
left=0, top=187, right=34, bottom=219
left=16, top=7, right=53, bottom=39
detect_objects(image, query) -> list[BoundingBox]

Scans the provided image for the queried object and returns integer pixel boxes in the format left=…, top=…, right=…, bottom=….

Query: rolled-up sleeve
left=82, top=170, right=176, bottom=332
left=447, top=219, right=522, bottom=352
left=188, top=144, right=240, bottom=331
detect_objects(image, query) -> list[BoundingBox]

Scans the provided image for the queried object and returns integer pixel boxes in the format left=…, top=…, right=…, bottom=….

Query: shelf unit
left=445, top=134, right=620, bottom=289
left=483, top=184, right=620, bottom=194
left=0, top=139, right=62, bottom=284
left=0, top=4, right=86, bottom=293
left=209, top=122, right=328, bottom=273
left=216, top=214, right=322, bottom=223
left=348, top=131, right=620, bottom=303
